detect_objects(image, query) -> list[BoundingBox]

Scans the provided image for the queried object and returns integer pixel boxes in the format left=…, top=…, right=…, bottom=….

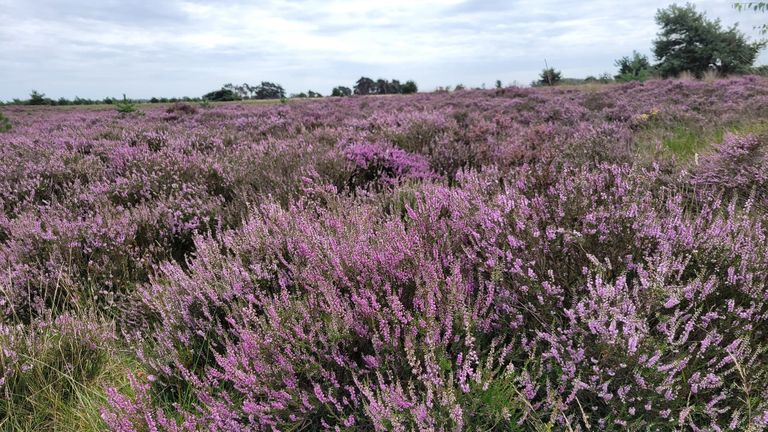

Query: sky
left=1, top=0, right=767, bottom=100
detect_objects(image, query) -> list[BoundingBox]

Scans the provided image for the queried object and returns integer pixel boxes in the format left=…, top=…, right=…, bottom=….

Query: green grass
left=636, top=119, right=768, bottom=162
left=0, top=317, right=142, bottom=432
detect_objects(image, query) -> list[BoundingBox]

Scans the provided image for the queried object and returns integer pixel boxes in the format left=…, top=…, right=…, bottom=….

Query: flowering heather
left=2, top=77, right=768, bottom=430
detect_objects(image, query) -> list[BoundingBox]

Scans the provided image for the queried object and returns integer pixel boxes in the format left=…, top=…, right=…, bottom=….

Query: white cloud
left=1, top=0, right=766, bottom=99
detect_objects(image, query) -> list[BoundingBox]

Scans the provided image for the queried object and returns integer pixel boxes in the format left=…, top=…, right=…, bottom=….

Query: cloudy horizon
left=1, top=0, right=767, bottom=100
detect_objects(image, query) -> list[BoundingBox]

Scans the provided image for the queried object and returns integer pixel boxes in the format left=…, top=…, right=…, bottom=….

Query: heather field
left=3, top=77, right=768, bottom=431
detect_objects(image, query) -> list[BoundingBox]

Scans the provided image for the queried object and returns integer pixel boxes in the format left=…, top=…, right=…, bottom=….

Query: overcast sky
left=1, top=0, right=767, bottom=100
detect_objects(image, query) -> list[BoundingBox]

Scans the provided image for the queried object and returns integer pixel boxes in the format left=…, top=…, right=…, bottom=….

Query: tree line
left=1, top=76, right=421, bottom=105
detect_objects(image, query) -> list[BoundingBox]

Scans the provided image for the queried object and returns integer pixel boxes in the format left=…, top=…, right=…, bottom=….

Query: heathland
left=2, top=77, right=768, bottom=430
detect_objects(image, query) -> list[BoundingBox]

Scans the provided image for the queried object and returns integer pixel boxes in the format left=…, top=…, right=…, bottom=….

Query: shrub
left=331, top=86, right=352, bottom=97
left=344, top=142, right=434, bottom=191
left=615, top=51, right=654, bottom=82
left=166, top=102, right=198, bottom=115
left=105, top=164, right=768, bottom=430
left=114, top=95, right=139, bottom=115
left=692, top=133, right=768, bottom=202
left=202, top=89, right=240, bottom=102
left=401, top=80, right=418, bottom=94
left=0, top=112, right=11, bottom=132
left=537, top=68, right=562, bottom=86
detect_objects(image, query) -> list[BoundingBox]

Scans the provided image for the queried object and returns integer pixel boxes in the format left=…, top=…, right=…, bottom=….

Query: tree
left=653, top=3, right=765, bottom=77
left=331, top=86, right=352, bottom=97
left=233, top=83, right=249, bottom=99
left=734, top=2, right=768, bottom=34
left=28, top=90, right=51, bottom=105
left=202, top=88, right=241, bottom=101
left=354, top=77, right=376, bottom=95
left=253, top=82, right=285, bottom=99
left=614, top=51, right=654, bottom=81
left=537, top=68, right=562, bottom=86
left=401, top=80, right=418, bottom=94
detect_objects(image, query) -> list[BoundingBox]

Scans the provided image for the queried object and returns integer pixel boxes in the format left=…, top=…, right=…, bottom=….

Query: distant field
left=2, top=77, right=768, bottom=430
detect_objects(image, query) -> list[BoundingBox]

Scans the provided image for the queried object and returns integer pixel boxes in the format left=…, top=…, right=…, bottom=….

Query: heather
left=2, top=77, right=768, bottom=430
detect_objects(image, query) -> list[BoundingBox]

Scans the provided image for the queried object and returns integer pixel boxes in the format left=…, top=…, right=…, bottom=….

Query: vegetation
left=6, top=3, right=768, bottom=430
left=290, top=90, right=322, bottom=98
left=734, top=2, right=768, bottom=34
left=331, top=86, right=352, bottom=97
left=4, top=77, right=768, bottom=430
left=401, top=80, right=418, bottom=94
left=354, top=77, right=418, bottom=95
left=535, top=67, right=562, bottom=86
left=113, top=94, right=139, bottom=114
left=202, top=88, right=241, bottom=102
left=615, top=51, right=654, bottom=81
left=653, top=3, right=765, bottom=77
left=0, top=112, right=11, bottom=132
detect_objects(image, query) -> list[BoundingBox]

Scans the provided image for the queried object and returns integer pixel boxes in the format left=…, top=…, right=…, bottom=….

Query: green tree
left=401, top=80, right=418, bottom=94
left=114, top=94, right=138, bottom=114
left=734, top=2, right=768, bottom=34
left=614, top=51, right=654, bottom=81
left=202, top=88, right=241, bottom=101
left=331, top=86, right=352, bottom=97
left=354, top=77, right=376, bottom=95
left=653, top=3, right=765, bottom=77
left=537, top=68, right=562, bottom=86
left=253, top=81, right=285, bottom=99
left=28, top=90, right=51, bottom=105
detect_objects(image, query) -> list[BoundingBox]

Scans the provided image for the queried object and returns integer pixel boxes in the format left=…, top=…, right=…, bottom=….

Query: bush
left=344, top=142, right=434, bottom=191
left=331, top=86, right=352, bottom=97
left=166, top=102, right=198, bottom=115
left=27, top=90, right=52, bottom=106
left=202, top=89, right=241, bottom=102
left=537, top=68, right=562, bottom=86
left=402, top=80, right=418, bottom=94
left=615, top=51, right=654, bottom=82
left=692, top=133, right=768, bottom=203
left=105, top=164, right=768, bottom=430
left=114, top=95, right=139, bottom=115
left=0, top=112, right=11, bottom=132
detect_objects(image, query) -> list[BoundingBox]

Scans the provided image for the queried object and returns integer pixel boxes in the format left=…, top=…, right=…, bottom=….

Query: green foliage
left=752, top=64, right=768, bottom=75
left=584, top=73, right=614, bottom=84
left=734, top=2, right=768, bottom=34
left=251, top=81, right=286, bottom=99
left=615, top=51, right=654, bottom=81
left=114, top=94, right=139, bottom=114
left=202, top=88, right=241, bottom=102
left=288, top=90, right=321, bottom=99
left=28, top=90, right=52, bottom=106
left=354, top=77, right=418, bottom=95
left=654, top=3, right=765, bottom=77
left=536, top=68, right=562, bottom=86
left=0, top=112, right=11, bottom=132
left=401, top=80, right=418, bottom=94
left=331, top=86, right=352, bottom=97
left=0, top=315, right=138, bottom=431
